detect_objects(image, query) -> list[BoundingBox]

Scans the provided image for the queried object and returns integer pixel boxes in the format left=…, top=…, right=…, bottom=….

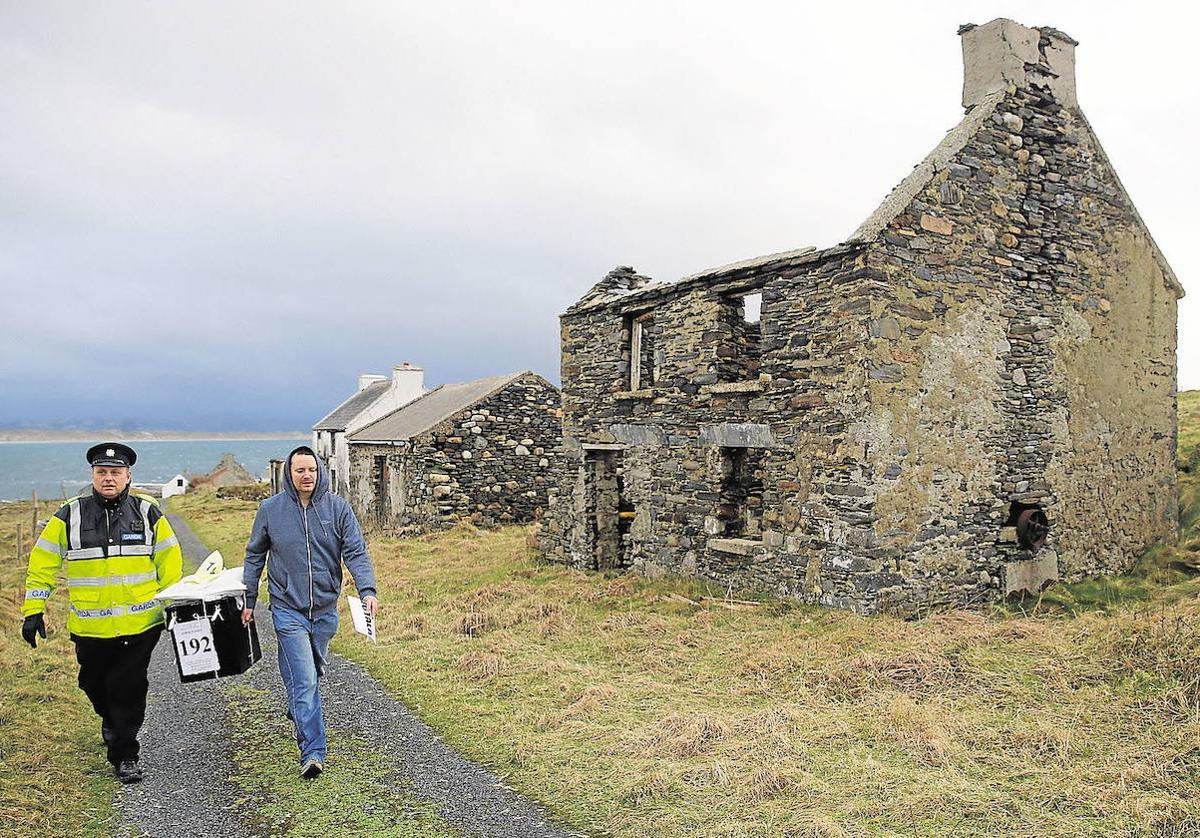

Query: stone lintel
left=609, top=423, right=665, bottom=446
left=708, top=538, right=767, bottom=557
left=613, top=389, right=656, bottom=400
left=701, top=380, right=764, bottom=395
left=699, top=423, right=777, bottom=448
left=1003, top=551, right=1059, bottom=595
left=581, top=443, right=624, bottom=452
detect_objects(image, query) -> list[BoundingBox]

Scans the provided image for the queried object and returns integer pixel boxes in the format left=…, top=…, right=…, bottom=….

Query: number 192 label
left=172, top=617, right=220, bottom=676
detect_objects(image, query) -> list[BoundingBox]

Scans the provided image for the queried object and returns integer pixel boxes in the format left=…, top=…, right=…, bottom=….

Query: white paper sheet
left=158, top=566, right=247, bottom=603
left=347, top=596, right=376, bottom=643
left=172, top=617, right=220, bottom=675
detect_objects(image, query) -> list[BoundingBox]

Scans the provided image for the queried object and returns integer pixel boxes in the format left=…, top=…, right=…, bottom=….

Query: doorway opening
left=584, top=450, right=631, bottom=570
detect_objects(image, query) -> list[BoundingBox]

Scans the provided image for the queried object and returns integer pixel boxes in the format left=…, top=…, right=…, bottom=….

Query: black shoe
left=299, top=758, right=323, bottom=779
left=115, top=759, right=143, bottom=784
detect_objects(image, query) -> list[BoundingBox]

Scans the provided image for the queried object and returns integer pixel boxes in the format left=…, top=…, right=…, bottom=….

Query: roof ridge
left=311, top=379, right=392, bottom=431
left=348, top=370, right=532, bottom=442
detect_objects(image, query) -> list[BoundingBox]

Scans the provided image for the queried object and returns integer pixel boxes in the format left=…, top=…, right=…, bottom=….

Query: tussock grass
left=309, top=521, right=1200, bottom=836
left=455, top=649, right=505, bottom=680
left=641, top=712, right=730, bottom=757
left=170, top=397, right=1200, bottom=838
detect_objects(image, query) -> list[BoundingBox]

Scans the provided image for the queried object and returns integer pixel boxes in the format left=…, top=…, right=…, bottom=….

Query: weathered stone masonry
left=348, top=372, right=565, bottom=533
left=540, top=19, right=1183, bottom=615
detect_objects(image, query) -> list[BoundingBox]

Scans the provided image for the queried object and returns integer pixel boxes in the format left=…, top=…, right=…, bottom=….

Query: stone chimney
left=959, top=19, right=1078, bottom=109
left=357, top=373, right=387, bottom=391
left=390, top=362, right=425, bottom=403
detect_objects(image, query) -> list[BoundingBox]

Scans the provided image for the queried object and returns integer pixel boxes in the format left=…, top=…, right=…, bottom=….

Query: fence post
left=31, top=490, right=39, bottom=534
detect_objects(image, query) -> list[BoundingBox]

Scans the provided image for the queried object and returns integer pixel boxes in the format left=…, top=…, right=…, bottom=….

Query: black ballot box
left=164, top=595, right=262, bottom=684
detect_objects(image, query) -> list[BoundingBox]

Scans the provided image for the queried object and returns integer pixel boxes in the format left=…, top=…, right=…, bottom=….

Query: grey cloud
left=2, top=0, right=1197, bottom=431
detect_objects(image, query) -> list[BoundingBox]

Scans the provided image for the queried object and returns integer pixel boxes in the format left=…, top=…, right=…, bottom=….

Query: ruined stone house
left=346, top=371, right=565, bottom=532
left=189, top=453, right=259, bottom=489
left=540, top=19, right=1183, bottom=615
left=312, top=362, right=426, bottom=496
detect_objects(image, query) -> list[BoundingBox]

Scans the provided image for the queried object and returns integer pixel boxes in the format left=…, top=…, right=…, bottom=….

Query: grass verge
left=224, top=683, right=460, bottom=837
left=0, top=500, right=120, bottom=837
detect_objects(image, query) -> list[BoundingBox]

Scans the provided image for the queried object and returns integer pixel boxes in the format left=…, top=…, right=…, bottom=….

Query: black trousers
left=72, top=625, right=162, bottom=765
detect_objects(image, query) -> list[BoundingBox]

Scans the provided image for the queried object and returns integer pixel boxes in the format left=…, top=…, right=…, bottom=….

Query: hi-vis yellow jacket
left=22, top=490, right=184, bottom=639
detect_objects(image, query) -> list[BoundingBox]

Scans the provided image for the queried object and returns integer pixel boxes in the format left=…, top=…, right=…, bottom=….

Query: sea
left=0, top=438, right=307, bottom=502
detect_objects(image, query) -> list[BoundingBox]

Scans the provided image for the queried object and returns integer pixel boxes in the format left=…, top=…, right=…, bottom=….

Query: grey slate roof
left=348, top=372, right=527, bottom=443
left=312, top=380, right=391, bottom=431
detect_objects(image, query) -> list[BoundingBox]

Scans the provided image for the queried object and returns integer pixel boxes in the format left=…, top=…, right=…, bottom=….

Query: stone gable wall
left=349, top=373, right=565, bottom=533
left=857, top=84, right=1178, bottom=611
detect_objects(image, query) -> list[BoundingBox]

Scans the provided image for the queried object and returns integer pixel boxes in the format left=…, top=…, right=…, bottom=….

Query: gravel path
left=115, top=512, right=583, bottom=838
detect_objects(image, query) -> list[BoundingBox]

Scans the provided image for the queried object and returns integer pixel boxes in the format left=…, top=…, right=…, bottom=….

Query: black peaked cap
left=86, top=442, right=137, bottom=468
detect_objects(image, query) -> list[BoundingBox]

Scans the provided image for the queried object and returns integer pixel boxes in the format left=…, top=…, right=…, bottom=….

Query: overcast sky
left=1, top=1, right=1196, bottom=431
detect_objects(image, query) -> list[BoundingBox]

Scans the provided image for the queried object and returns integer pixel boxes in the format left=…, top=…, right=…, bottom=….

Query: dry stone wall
left=350, top=373, right=565, bottom=533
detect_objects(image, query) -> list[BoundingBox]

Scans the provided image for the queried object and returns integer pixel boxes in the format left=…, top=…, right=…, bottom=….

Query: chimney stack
left=391, top=362, right=425, bottom=403
left=357, top=373, right=387, bottom=391
left=959, top=19, right=1078, bottom=110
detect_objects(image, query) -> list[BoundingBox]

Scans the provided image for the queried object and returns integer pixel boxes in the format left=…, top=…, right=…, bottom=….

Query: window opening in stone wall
left=717, top=292, right=763, bottom=382
left=629, top=311, right=656, bottom=390
left=1005, top=501, right=1049, bottom=552
left=717, top=447, right=765, bottom=538
left=584, top=450, right=630, bottom=570
left=742, top=292, right=762, bottom=325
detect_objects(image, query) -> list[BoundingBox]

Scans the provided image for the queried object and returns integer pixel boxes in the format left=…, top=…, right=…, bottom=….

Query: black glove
left=22, top=614, right=46, bottom=649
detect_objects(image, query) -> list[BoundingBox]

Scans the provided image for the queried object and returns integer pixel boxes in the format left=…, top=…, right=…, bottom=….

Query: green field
left=5, top=392, right=1199, bottom=837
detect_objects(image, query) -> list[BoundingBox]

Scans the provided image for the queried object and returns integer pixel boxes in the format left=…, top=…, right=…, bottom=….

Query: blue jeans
left=270, top=605, right=338, bottom=764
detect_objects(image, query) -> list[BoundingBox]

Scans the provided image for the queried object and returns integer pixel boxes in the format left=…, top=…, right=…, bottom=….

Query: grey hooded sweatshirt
left=242, top=446, right=376, bottom=615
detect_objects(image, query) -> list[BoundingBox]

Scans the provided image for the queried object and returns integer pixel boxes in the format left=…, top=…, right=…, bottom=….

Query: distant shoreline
left=0, top=432, right=308, bottom=444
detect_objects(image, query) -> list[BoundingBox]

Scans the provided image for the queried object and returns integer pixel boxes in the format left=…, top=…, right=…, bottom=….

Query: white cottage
left=312, top=362, right=426, bottom=496
left=161, top=473, right=189, bottom=499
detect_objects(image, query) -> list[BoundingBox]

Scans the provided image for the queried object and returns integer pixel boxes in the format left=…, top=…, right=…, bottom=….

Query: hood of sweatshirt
left=241, top=445, right=377, bottom=613
left=283, top=446, right=329, bottom=505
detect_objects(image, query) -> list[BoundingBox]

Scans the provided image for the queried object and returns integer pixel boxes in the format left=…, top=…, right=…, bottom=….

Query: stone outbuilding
left=540, top=19, right=1183, bottom=615
left=190, top=453, right=260, bottom=489
left=312, top=362, right=426, bottom=496
left=347, top=371, right=564, bottom=532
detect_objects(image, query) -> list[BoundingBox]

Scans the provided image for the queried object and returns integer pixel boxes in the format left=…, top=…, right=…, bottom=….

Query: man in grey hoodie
left=242, top=445, right=379, bottom=779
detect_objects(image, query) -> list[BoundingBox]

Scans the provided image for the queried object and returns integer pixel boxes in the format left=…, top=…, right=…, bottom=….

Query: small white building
left=312, top=362, right=426, bottom=496
left=161, top=474, right=189, bottom=499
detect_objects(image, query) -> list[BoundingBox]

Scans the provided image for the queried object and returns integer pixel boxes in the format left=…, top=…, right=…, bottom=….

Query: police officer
left=21, top=443, right=183, bottom=783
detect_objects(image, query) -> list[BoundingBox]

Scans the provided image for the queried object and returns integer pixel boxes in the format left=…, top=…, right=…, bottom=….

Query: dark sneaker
left=115, top=760, right=143, bottom=784
left=299, top=758, right=323, bottom=779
